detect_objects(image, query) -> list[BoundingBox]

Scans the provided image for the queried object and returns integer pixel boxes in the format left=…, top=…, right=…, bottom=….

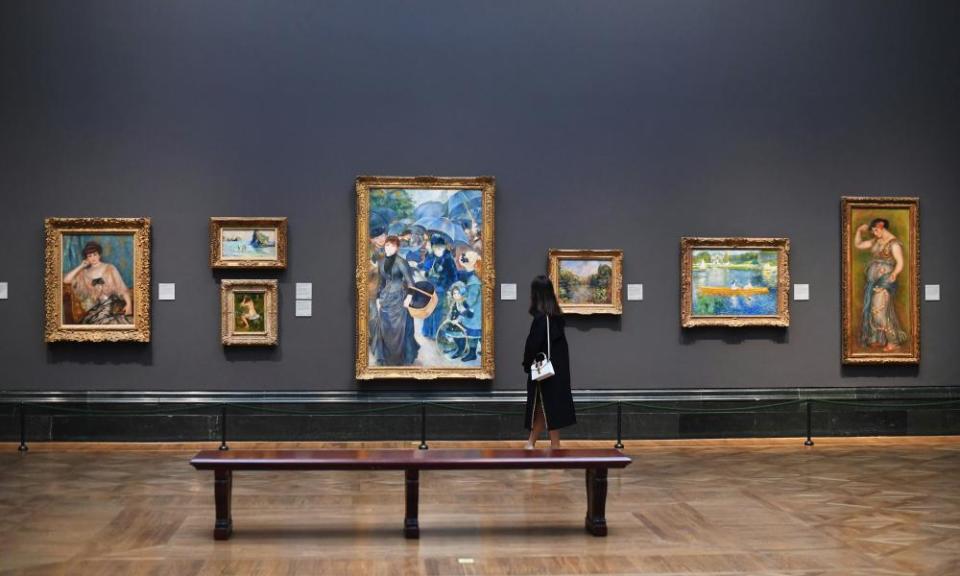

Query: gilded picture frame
left=548, top=249, right=623, bottom=315
left=841, top=196, right=920, bottom=364
left=209, top=217, right=288, bottom=269
left=681, top=237, right=790, bottom=328
left=44, top=217, right=151, bottom=343
left=355, top=175, right=496, bottom=380
left=220, top=279, right=278, bottom=346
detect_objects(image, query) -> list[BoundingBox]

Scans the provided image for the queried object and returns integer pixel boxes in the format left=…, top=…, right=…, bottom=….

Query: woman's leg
left=549, top=429, right=561, bottom=449
left=526, top=405, right=545, bottom=448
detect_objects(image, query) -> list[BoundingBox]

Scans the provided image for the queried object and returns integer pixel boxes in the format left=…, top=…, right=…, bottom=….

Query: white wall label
left=158, top=283, right=176, bottom=301
left=295, top=300, right=312, bottom=317
left=296, top=282, right=313, bottom=300
left=0, top=282, right=7, bottom=300
left=925, top=284, right=941, bottom=301
left=626, top=283, right=644, bottom=301
left=500, top=283, right=517, bottom=301
left=793, top=283, right=810, bottom=301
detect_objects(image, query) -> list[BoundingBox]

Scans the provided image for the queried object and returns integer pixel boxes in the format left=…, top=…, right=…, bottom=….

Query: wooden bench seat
left=190, top=448, right=631, bottom=539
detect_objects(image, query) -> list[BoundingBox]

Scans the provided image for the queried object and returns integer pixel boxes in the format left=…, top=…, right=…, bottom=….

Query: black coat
left=522, top=313, right=576, bottom=430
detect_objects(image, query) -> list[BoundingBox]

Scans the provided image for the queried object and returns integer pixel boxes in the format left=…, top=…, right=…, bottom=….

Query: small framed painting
left=680, top=237, right=790, bottom=328
left=548, top=249, right=623, bottom=315
left=209, top=217, right=287, bottom=269
left=221, top=279, right=278, bottom=346
left=44, top=217, right=151, bottom=343
left=841, top=196, right=919, bottom=364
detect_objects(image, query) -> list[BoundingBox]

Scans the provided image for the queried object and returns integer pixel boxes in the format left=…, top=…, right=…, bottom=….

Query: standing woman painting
left=522, top=275, right=576, bottom=449
left=854, top=218, right=908, bottom=351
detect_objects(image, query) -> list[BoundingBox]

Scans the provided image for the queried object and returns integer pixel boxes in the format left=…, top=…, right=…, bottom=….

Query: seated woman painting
left=62, top=241, right=133, bottom=325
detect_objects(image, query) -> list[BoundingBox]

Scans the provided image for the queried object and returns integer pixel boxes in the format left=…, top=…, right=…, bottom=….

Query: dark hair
left=81, top=241, right=102, bottom=258
left=529, top=275, right=562, bottom=317
left=430, top=234, right=447, bottom=247
left=384, top=235, right=400, bottom=248
left=869, top=218, right=890, bottom=231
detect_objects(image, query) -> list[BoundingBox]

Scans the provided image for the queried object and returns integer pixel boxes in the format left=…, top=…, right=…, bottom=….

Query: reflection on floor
left=0, top=438, right=958, bottom=575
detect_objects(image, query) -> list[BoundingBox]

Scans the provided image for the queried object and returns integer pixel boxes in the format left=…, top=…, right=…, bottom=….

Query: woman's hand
left=403, top=294, right=413, bottom=308
left=857, top=223, right=869, bottom=233
left=124, top=303, right=133, bottom=316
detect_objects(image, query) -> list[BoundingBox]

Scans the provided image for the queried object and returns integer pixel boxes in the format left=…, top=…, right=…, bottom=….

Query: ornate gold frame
left=209, top=217, right=288, bottom=269
left=44, top=217, right=151, bottom=343
left=548, top=249, right=623, bottom=315
left=841, top=196, right=920, bottom=365
left=220, top=279, right=279, bottom=346
left=355, top=175, right=495, bottom=380
left=680, top=237, right=790, bottom=328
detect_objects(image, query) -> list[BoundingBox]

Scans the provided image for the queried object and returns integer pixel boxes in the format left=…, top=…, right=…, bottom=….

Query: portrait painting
left=355, top=176, right=495, bottom=379
left=210, top=217, right=287, bottom=269
left=44, top=218, right=151, bottom=342
left=841, top=197, right=919, bottom=364
left=681, top=237, right=790, bottom=328
left=221, top=279, right=278, bottom=346
left=548, top=249, right=623, bottom=315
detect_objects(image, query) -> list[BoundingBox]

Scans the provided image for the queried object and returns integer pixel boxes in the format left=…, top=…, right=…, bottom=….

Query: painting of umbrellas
left=680, top=237, right=790, bottom=328
left=355, top=176, right=495, bottom=379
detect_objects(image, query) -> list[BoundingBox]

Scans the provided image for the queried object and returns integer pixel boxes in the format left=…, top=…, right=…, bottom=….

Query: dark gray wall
left=0, top=0, right=957, bottom=393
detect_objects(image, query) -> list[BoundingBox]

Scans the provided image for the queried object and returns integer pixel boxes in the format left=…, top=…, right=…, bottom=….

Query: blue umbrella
left=447, top=190, right=482, bottom=223
left=413, top=201, right=446, bottom=221
left=414, top=216, right=470, bottom=246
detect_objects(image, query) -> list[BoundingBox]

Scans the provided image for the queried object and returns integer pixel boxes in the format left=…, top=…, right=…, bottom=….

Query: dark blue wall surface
left=0, top=1, right=957, bottom=391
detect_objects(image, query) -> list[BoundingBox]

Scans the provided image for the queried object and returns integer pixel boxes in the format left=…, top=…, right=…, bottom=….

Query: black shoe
left=461, top=341, right=478, bottom=362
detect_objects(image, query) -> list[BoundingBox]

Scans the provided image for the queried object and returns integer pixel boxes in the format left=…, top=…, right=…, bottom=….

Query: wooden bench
left=190, top=448, right=631, bottom=539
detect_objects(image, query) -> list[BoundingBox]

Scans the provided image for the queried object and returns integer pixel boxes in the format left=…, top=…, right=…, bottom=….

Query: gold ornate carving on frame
left=548, top=249, right=623, bottom=315
left=44, top=217, right=152, bottom=343
left=355, top=175, right=495, bottom=380
left=220, top=279, right=279, bottom=346
left=680, top=237, right=790, bottom=328
left=841, top=196, right=920, bottom=365
left=209, top=217, right=288, bottom=269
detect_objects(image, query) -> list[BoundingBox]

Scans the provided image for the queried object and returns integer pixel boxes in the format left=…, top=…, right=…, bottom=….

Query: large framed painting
left=221, top=279, right=278, bottom=346
left=681, top=237, right=790, bottom=328
left=841, top=197, right=919, bottom=364
left=548, top=249, right=623, bottom=315
left=209, top=217, right=287, bottom=269
left=355, top=176, right=495, bottom=379
left=44, top=217, right=151, bottom=342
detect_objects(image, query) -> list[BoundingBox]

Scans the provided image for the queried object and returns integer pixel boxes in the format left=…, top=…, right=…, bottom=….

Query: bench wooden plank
left=190, top=448, right=631, bottom=470
left=190, top=448, right=631, bottom=540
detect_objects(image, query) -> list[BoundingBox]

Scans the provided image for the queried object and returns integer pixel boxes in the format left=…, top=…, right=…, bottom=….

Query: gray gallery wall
left=0, top=0, right=957, bottom=393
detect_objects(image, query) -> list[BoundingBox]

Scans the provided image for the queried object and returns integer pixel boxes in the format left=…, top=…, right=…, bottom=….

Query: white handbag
left=530, top=314, right=556, bottom=382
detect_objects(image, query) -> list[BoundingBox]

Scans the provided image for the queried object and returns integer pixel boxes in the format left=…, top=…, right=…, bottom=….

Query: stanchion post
left=17, top=402, right=28, bottom=453
left=219, top=405, right=230, bottom=451
left=418, top=403, right=429, bottom=450
left=614, top=401, right=624, bottom=450
left=804, top=400, right=814, bottom=447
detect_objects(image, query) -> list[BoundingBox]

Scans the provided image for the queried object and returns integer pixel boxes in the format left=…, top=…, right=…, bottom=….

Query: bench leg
left=585, top=467, right=608, bottom=536
left=404, top=469, right=420, bottom=539
left=214, top=468, right=233, bottom=540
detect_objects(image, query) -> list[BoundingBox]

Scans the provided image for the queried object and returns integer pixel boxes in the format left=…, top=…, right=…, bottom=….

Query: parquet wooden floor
left=0, top=438, right=958, bottom=576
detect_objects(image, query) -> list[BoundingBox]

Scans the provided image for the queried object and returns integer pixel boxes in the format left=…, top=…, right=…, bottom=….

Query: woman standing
left=373, top=236, right=420, bottom=366
left=522, top=275, right=576, bottom=449
left=854, top=218, right=908, bottom=351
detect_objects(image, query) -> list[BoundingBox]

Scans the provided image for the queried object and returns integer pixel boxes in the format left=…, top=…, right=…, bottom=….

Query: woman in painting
left=373, top=236, right=420, bottom=366
left=854, top=218, right=908, bottom=351
left=238, top=295, right=260, bottom=330
left=62, top=241, right=132, bottom=325
left=522, top=275, right=575, bottom=449
left=421, top=235, right=457, bottom=340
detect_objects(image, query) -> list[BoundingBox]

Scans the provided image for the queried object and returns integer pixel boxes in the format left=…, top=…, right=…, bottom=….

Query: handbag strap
left=545, top=314, right=551, bottom=361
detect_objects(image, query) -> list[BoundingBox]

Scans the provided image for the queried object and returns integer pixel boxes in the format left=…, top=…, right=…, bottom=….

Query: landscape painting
left=355, top=176, right=495, bottom=380
left=210, top=217, right=287, bottom=268
left=44, top=217, right=151, bottom=342
left=548, top=249, right=623, bottom=315
left=681, top=237, right=789, bottom=327
left=841, top=197, right=919, bottom=364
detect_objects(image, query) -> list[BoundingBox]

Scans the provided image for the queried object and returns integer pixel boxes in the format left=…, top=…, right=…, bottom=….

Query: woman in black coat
left=523, top=275, right=576, bottom=449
